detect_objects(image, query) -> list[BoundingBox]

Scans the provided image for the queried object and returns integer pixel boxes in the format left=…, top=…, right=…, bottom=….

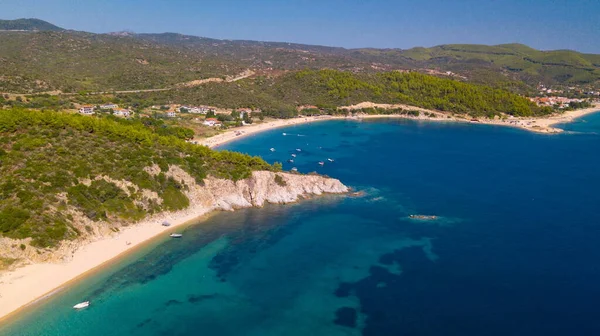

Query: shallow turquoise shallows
left=3, top=114, right=600, bottom=336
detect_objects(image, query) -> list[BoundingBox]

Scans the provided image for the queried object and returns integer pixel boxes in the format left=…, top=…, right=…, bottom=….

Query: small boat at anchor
left=291, top=167, right=298, bottom=172
left=291, top=154, right=297, bottom=157
left=318, top=161, right=325, bottom=166
left=73, top=301, right=90, bottom=310
left=296, top=148, right=302, bottom=152
left=282, top=133, right=287, bottom=136
left=288, top=159, right=294, bottom=163
left=170, top=233, right=183, bottom=238
left=327, top=158, right=334, bottom=162
left=270, top=148, right=276, bottom=152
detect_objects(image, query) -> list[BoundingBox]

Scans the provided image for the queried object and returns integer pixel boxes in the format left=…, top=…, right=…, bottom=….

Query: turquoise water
left=3, top=114, right=600, bottom=335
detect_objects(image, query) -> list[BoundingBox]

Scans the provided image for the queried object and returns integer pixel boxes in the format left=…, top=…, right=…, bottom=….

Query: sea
left=2, top=113, right=600, bottom=335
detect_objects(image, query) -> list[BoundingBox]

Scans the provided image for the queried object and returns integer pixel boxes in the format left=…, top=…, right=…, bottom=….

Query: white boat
left=327, top=158, right=334, bottom=162
left=282, top=132, right=287, bottom=136
left=170, top=233, right=183, bottom=238
left=291, top=167, right=298, bottom=172
left=270, top=148, right=276, bottom=152
left=296, top=148, right=302, bottom=152
left=73, top=301, right=90, bottom=310
left=291, top=154, right=296, bottom=157
left=318, top=161, right=325, bottom=166
left=288, top=159, right=294, bottom=163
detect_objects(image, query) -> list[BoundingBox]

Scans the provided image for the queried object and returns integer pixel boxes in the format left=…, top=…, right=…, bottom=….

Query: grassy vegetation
left=131, top=70, right=549, bottom=117
left=0, top=257, right=18, bottom=270
left=0, top=109, right=275, bottom=247
left=0, top=31, right=247, bottom=93
left=382, top=44, right=600, bottom=86
left=2, top=22, right=599, bottom=94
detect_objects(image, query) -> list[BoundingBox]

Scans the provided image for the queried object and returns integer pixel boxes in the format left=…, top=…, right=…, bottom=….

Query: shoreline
left=0, top=170, right=348, bottom=323
left=0, top=204, right=216, bottom=323
left=199, top=103, right=600, bottom=149
left=1, top=103, right=598, bottom=323
left=473, top=104, right=600, bottom=133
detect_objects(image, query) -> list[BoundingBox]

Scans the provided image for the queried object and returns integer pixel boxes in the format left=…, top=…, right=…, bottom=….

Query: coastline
left=199, top=103, right=600, bottom=149
left=0, top=203, right=215, bottom=323
left=473, top=104, right=600, bottom=133
left=1, top=102, right=598, bottom=323
left=0, top=171, right=348, bottom=323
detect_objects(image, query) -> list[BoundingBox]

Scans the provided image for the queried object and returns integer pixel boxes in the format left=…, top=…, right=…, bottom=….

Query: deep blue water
left=3, top=114, right=600, bottom=335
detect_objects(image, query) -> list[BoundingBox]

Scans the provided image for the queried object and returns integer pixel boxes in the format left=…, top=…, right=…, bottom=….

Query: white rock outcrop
left=168, top=166, right=348, bottom=211
left=0, top=168, right=348, bottom=265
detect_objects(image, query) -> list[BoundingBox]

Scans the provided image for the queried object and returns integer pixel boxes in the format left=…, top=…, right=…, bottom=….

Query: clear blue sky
left=2, top=0, right=599, bottom=53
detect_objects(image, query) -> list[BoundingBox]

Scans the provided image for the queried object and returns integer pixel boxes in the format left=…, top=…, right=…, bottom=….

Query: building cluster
left=178, top=105, right=216, bottom=114
left=79, top=103, right=131, bottom=117
left=529, top=96, right=583, bottom=108
left=76, top=102, right=261, bottom=128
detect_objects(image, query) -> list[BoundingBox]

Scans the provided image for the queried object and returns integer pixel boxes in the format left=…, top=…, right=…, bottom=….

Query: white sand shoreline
left=0, top=204, right=215, bottom=323
left=1, top=103, right=598, bottom=323
left=199, top=103, right=600, bottom=149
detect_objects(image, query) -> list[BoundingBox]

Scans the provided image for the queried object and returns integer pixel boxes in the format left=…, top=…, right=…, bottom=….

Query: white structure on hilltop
left=79, top=105, right=95, bottom=115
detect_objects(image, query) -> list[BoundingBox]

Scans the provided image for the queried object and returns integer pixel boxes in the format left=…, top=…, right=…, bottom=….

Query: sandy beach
left=199, top=102, right=600, bottom=149
left=0, top=204, right=214, bottom=323
left=1, top=102, right=598, bottom=323
left=475, top=104, right=600, bottom=133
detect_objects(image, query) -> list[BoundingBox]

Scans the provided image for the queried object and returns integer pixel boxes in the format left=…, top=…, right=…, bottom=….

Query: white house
left=203, top=118, right=221, bottom=127
left=100, top=103, right=118, bottom=109
left=79, top=105, right=95, bottom=115
left=113, top=109, right=131, bottom=117
left=166, top=111, right=177, bottom=118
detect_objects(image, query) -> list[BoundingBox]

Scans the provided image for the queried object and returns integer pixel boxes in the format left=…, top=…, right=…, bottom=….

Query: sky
left=1, top=0, right=599, bottom=53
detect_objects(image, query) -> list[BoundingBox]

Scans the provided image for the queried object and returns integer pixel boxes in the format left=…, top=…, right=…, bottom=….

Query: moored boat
left=270, top=148, right=276, bottom=152
left=318, top=161, right=324, bottom=166
left=73, top=301, right=90, bottom=310
left=170, top=233, right=183, bottom=238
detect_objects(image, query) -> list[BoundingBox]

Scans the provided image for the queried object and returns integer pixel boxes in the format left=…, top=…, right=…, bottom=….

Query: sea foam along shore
left=198, top=102, right=600, bottom=148
left=0, top=170, right=348, bottom=322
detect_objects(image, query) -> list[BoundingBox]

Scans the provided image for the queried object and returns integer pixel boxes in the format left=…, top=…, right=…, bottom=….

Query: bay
left=3, top=115, right=600, bottom=335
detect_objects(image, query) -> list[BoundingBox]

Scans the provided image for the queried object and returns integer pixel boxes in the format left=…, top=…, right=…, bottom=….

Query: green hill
left=1, top=19, right=599, bottom=93
left=389, top=43, right=600, bottom=86
left=0, top=109, right=274, bottom=247
left=0, top=30, right=247, bottom=93
left=0, top=18, right=64, bottom=31
left=127, top=70, right=547, bottom=117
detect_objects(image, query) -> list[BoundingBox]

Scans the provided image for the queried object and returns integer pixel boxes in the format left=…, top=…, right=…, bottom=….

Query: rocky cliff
left=0, top=167, right=348, bottom=266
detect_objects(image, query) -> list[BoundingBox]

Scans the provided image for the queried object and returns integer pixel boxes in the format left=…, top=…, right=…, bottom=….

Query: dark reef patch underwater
left=3, top=114, right=600, bottom=336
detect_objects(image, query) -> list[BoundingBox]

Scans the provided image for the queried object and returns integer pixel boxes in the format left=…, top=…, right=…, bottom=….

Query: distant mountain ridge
left=0, top=18, right=64, bottom=31
left=0, top=18, right=599, bottom=93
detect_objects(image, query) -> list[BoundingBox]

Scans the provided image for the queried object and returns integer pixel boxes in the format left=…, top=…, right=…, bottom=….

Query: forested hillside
left=389, top=44, right=600, bottom=86
left=0, top=109, right=274, bottom=247
left=1, top=19, right=599, bottom=94
left=0, top=18, right=64, bottom=31
left=130, top=70, right=548, bottom=117
left=0, top=31, right=246, bottom=93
